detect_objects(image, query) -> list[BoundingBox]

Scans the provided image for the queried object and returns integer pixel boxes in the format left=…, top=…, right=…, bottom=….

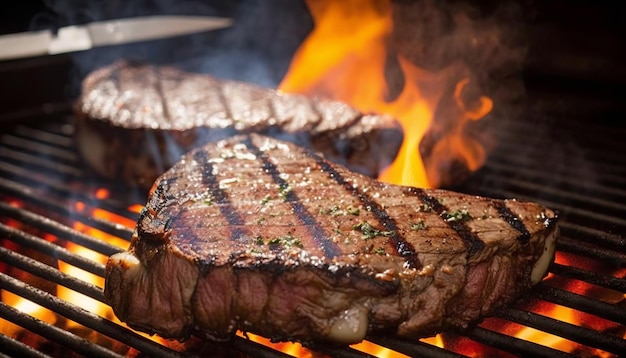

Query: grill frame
left=0, top=110, right=625, bottom=357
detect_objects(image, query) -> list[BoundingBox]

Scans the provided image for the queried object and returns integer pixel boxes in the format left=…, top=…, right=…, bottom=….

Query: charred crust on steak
left=542, top=209, right=559, bottom=229
left=492, top=200, right=531, bottom=243
left=407, top=188, right=486, bottom=257
left=136, top=216, right=171, bottom=246
left=243, top=136, right=342, bottom=259
left=104, top=134, right=559, bottom=344
left=303, top=150, right=421, bottom=269
left=192, top=150, right=248, bottom=243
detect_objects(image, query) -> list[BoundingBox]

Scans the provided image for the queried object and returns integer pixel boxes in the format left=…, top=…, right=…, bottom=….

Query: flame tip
left=280, top=0, right=492, bottom=189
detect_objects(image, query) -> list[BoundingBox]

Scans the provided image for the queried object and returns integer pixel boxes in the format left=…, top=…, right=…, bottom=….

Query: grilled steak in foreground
left=75, top=61, right=402, bottom=189
left=105, top=134, right=558, bottom=344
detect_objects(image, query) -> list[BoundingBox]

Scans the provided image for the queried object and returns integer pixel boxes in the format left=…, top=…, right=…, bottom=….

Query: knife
left=0, top=15, right=233, bottom=61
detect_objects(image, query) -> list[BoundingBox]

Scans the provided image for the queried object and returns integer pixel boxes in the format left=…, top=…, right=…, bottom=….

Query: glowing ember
left=95, top=188, right=110, bottom=200
left=128, top=204, right=144, bottom=214
left=0, top=292, right=57, bottom=336
left=57, top=241, right=108, bottom=324
left=236, top=332, right=313, bottom=357
left=421, top=334, right=444, bottom=348
left=352, top=340, right=411, bottom=358
left=72, top=204, right=133, bottom=251
left=279, top=0, right=493, bottom=188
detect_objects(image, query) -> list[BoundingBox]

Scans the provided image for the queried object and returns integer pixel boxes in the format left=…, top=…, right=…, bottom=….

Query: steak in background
left=105, top=133, right=558, bottom=344
left=75, top=61, right=402, bottom=189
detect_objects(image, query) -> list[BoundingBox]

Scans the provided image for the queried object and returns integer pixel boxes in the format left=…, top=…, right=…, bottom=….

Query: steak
left=75, top=61, right=402, bottom=189
left=104, top=134, right=558, bottom=344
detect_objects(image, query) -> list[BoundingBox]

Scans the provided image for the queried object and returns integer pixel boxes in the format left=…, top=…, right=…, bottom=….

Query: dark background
left=0, top=0, right=624, bottom=125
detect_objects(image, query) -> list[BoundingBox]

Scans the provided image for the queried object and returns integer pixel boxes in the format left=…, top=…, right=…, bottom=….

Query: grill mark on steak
left=241, top=136, right=341, bottom=259
left=304, top=151, right=421, bottom=269
left=193, top=150, right=248, bottom=241
left=408, top=188, right=485, bottom=256
left=492, top=200, right=531, bottom=243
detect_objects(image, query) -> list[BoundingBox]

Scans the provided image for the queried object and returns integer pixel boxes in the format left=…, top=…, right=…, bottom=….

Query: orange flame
left=65, top=195, right=134, bottom=328
left=279, top=0, right=493, bottom=188
left=237, top=331, right=314, bottom=357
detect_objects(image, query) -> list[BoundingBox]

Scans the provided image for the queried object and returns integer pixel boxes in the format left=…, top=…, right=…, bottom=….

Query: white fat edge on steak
left=328, top=305, right=369, bottom=344
left=531, top=225, right=558, bottom=285
left=464, top=205, right=558, bottom=286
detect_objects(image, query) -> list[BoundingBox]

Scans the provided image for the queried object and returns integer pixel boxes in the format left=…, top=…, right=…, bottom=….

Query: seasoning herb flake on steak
left=104, top=134, right=558, bottom=344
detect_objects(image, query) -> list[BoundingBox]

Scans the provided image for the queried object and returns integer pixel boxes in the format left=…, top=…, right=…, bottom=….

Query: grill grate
left=1, top=111, right=625, bottom=357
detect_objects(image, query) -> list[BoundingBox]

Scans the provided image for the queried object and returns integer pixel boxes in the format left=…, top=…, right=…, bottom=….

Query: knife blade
left=0, top=15, right=233, bottom=61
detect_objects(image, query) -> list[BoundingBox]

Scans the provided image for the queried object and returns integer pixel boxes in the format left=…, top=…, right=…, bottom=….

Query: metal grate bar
left=473, top=173, right=626, bottom=216
left=306, top=345, right=376, bottom=358
left=12, top=126, right=75, bottom=149
left=0, top=202, right=124, bottom=257
left=0, top=333, right=52, bottom=358
left=0, top=161, right=138, bottom=223
left=0, top=160, right=84, bottom=199
left=498, top=113, right=626, bottom=135
left=533, top=284, right=626, bottom=326
left=23, top=119, right=74, bottom=137
left=496, top=307, right=626, bottom=356
left=463, top=327, right=575, bottom=358
left=0, top=135, right=77, bottom=164
left=0, top=246, right=105, bottom=303
left=365, top=335, right=466, bottom=358
left=549, top=263, right=626, bottom=292
left=0, top=125, right=140, bottom=215
left=1, top=127, right=145, bottom=209
left=226, top=336, right=295, bottom=358
left=487, top=151, right=626, bottom=186
left=0, top=178, right=134, bottom=240
left=493, top=138, right=626, bottom=172
left=0, top=146, right=84, bottom=178
left=0, top=302, right=122, bottom=358
left=492, top=120, right=626, bottom=156
left=484, top=174, right=626, bottom=215
left=556, top=237, right=626, bottom=268
left=0, top=272, right=185, bottom=358
left=494, top=121, right=626, bottom=164
left=0, top=121, right=140, bottom=197
left=559, top=222, right=625, bottom=253
left=480, top=161, right=626, bottom=201
left=0, top=223, right=106, bottom=278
